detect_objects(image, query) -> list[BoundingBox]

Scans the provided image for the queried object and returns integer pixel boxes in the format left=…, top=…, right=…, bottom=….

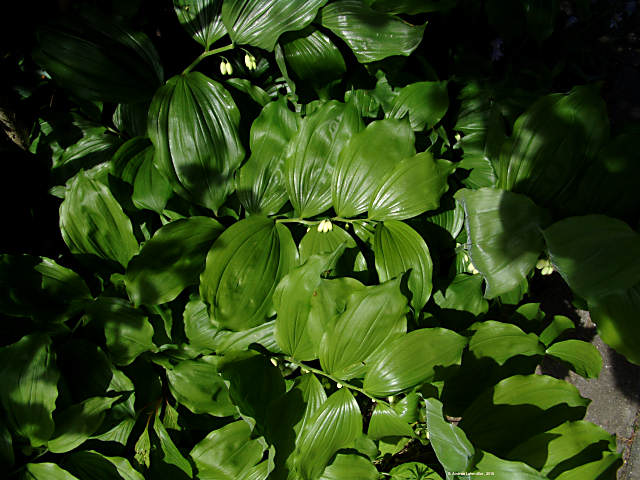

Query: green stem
left=275, top=218, right=321, bottom=226
left=284, top=356, right=390, bottom=407
left=182, top=43, right=235, bottom=75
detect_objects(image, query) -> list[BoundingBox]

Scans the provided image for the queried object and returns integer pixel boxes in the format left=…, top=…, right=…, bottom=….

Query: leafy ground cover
left=1, top=0, right=639, bottom=479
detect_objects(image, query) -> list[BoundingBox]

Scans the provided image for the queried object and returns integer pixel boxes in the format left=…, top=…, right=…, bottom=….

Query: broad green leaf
left=539, top=315, right=574, bottom=346
left=469, top=320, right=544, bottom=365
left=589, top=284, right=640, bottom=365
left=553, top=451, right=622, bottom=480
left=48, top=396, right=119, bottom=453
left=200, top=216, right=297, bottom=330
left=286, top=100, right=363, bottom=218
left=0, top=422, right=13, bottom=469
left=62, top=451, right=145, bottom=480
left=460, top=375, right=589, bottom=456
left=152, top=418, right=192, bottom=476
left=389, top=462, right=443, bottom=479
left=0, top=334, right=59, bottom=447
left=363, top=328, right=467, bottom=397
left=424, top=398, right=475, bottom=473
left=455, top=188, right=546, bottom=298
left=369, top=152, right=455, bottom=221
left=126, top=217, right=224, bottom=305
left=496, top=86, right=609, bottom=206
left=131, top=151, right=173, bottom=213
left=319, top=1, right=426, bottom=63
left=226, top=78, right=272, bottom=106
left=174, top=0, right=225, bottom=50
left=166, top=358, right=235, bottom=416
left=110, top=137, right=152, bottom=184
left=33, top=16, right=163, bottom=103
left=218, top=352, right=285, bottom=427
left=274, top=247, right=345, bottom=360
left=113, top=102, right=149, bottom=138
left=88, top=297, right=156, bottom=365
left=298, top=225, right=356, bottom=264
left=319, top=278, right=409, bottom=379
left=281, top=28, right=346, bottom=87
left=265, top=374, right=327, bottom=478
left=60, top=170, right=139, bottom=267
left=221, top=0, right=327, bottom=51
left=319, top=453, right=378, bottom=480
left=424, top=199, right=465, bottom=239
left=190, top=421, right=265, bottom=480
left=373, top=221, right=433, bottom=311
left=183, top=297, right=279, bottom=353
left=507, top=421, right=616, bottom=476
left=148, top=72, right=244, bottom=213
left=344, top=89, right=381, bottom=119
left=433, top=274, right=488, bottom=317
left=472, top=451, right=546, bottom=479
left=237, top=98, right=300, bottom=215
left=368, top=403, right=414, bottom=440
left=0, top=254, right=91, bottom=321
left=545, top=340, right=602, bottom=378
left=333, top=119, right=415, bottom=218
left=543, top=215, right=640, bottom=299
left=292, top=388, right=362, bottom=480
left=25, top=463, right=79, bottom=480
left=387, top=81, right=449, bottom=131
left=371, top=0, right=458, bottom=14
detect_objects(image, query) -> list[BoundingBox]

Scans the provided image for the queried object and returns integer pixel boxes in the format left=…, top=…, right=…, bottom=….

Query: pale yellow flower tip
left=336, top=383, right=343, bottom=389
left=270, top=358, right=277, bottom=367
left=317, top=220, right=325, bottom=232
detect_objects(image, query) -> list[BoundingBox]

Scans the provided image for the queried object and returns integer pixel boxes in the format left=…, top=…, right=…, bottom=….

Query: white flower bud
left=219, top=61, right=226, bottom=75
left=317, top=220, right=325, bottom=232
left=336, top=383, right=342, bottom=389
left=226, top=61, right=233, bottom=75
left=270, top=358, right=277, bottom=367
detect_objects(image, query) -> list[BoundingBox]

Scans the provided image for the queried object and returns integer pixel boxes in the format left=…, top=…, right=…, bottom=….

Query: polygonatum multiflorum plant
left=2, top=0, right=639, bottom=479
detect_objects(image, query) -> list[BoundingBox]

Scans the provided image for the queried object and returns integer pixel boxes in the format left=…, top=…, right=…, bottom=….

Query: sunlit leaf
left=368, top=403, right=414, bottom=440
left=469, top=320, right=544, bottom=365
left=387, top=81, right=449, bottom=131
left=174, top=0, right=226, bottom=50
left=545, top=340, right=602, bottom=379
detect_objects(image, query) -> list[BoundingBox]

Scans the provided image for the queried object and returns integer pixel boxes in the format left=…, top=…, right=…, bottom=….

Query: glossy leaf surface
left=368, top=403, right=414, bottom=440
left=174, top=0, right=226, bottom=49
left=387, top=81, right=449, bottom=131
left=545, top=340, right=602, bottom=378
left=469, top=320, right=544, bottom=365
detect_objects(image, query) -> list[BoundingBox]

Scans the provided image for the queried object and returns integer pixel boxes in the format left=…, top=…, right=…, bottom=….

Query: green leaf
left=433, top=274, right=488, bottom=317
left=33, top=16, right=163, bottom=103
left=496, top=86, right=609, bottom=206
left=281, top=28, right=346, bottom=87
left=424, top=398, right=475, bottom=473
left=472, top=451, right=546, bottom=479
left=131, top=150, right=173, bottom=214
left=387, top=81, right=449, bottom=131
left=539, top=315, right=574, bottom=347
left=455, top=188, right=546, bottom=298
left=369, top=153, right=454, bottom=221
left=344, top=89, right=381, bottom=119
left=298, top=225, right=356, bottom=264
left=0, top=334, right=59, bottom=447
left=152, top=418, right=193, bottom=477
left=274, top=247, right=345, bottom=360
left=319, top=278, right=409, bottom=379
left=200, top=216, right=298, bottom=331
left=460, top=375, right=589, bottom=456
left=333, top=119, right=415, bottom=218
left=469, top=320, right=544, bottom=365
left=292, top=388, right=362, bottom=480
left=589, top=284, right=640, bottom=365
left=60, top=170, right=139, bottom=267
left=553, top=451, right=622, bottom=480
left=126, top=217, right=224, bottom=306
left=363, top=328, right=467, bottom=397
left=319, top=453, right=378, bottom=480
left=373, top=221, right=433, bottom=311
left=0, top=254, right=91, bottom=321
left=174, top=0, right=226, bottom=50
left=48, top=396, right=119, bottom=453
left=183, top=297, right=279, bottom=354
left=61, top=450, right=145, bottom=480
left=286, top=100, right=363, bottom=218
left=190, top=421, right=265, bottom=479
left=237, top=98, right=300, bottom=215
left=545, top=340, right=602, bottom=379
left=88, top=297, right=156, bottom=365
left=319, top=1, right=426, bottom=63
left=166, top=358, right=235, bottom=416
left=265, top=373, right=327, bottom=478
left=370, top=0, right=458, bottom=14
left=543, top=215, right=640, bottom=299
left=25, top=463, right=79, bottom=480
left=507, top=420, right=616, bottom=477
left=221, top=0, right=327, bottom=51
left=389, top=462, right=443, bottom=479
left=113, top=102, right=149, bottom=138
left=368, top=403, right=414, bottom=440
left=0, top=422, right=13, bottom=469
left=148, top=72, right=244, bottom=213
